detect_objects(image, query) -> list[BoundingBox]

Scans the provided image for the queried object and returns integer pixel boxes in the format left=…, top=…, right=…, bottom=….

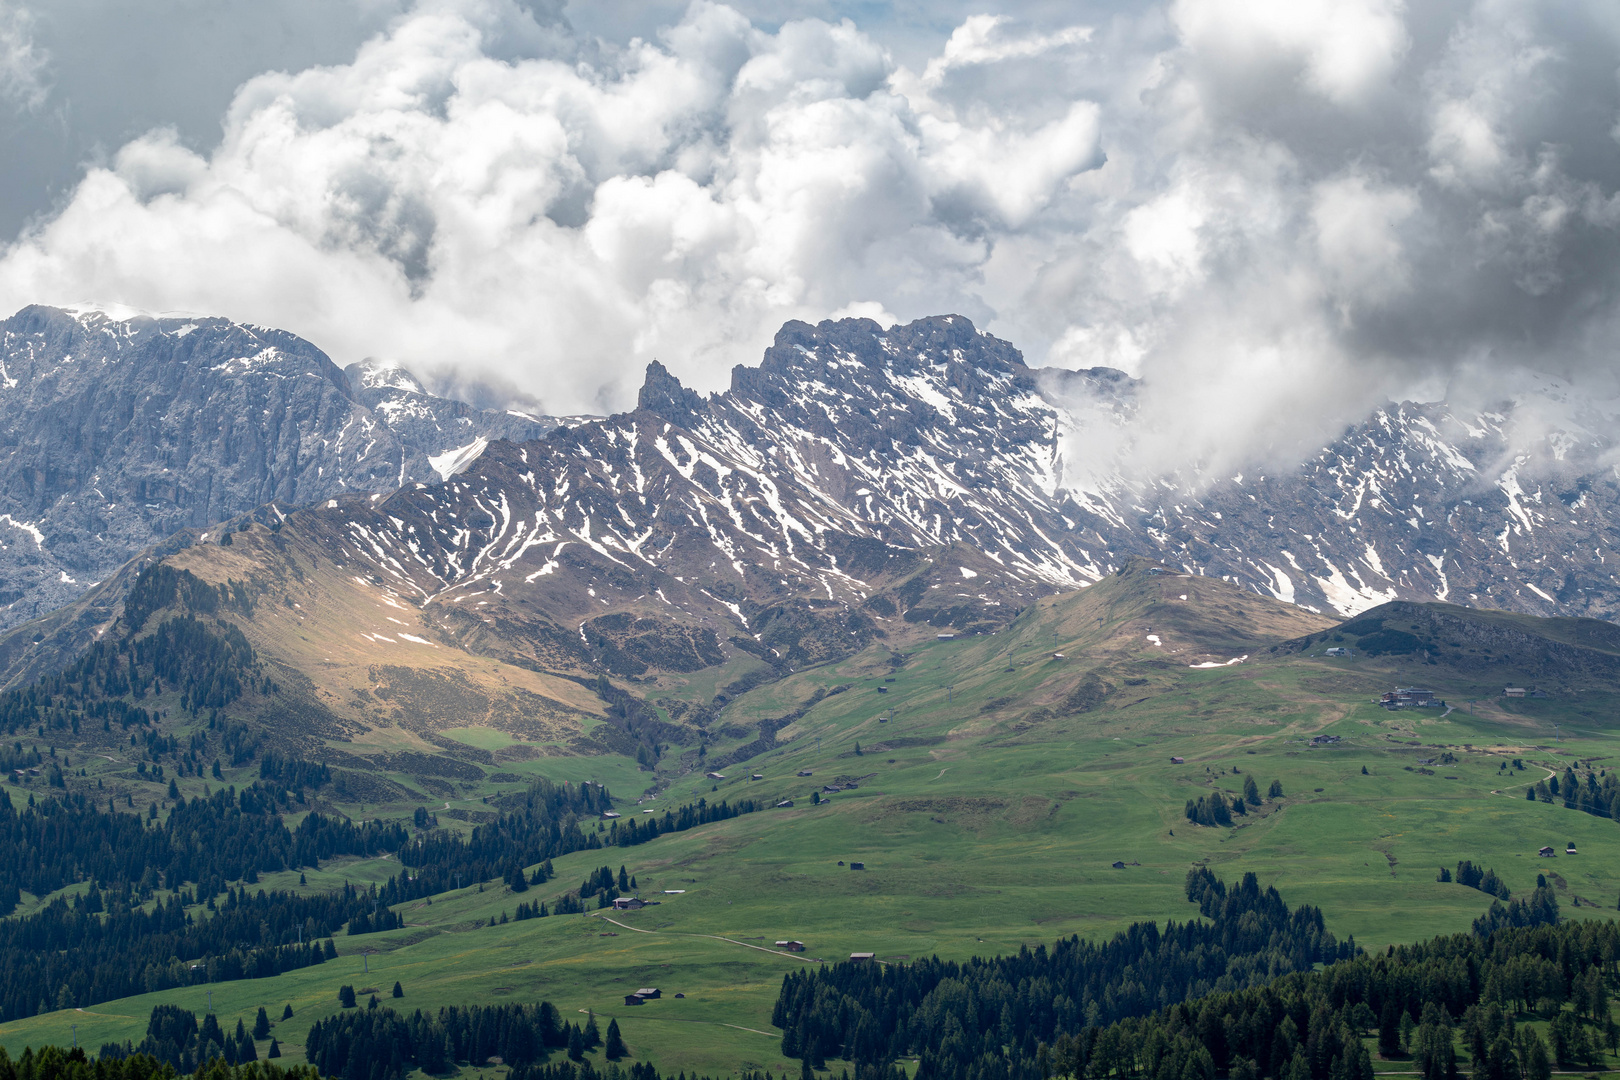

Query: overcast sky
left=1, top=0, right=1618, bottom=477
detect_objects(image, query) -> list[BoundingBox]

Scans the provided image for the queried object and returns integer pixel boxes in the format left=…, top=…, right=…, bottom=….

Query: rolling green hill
left=7, top=565, right=1620, bottom=1077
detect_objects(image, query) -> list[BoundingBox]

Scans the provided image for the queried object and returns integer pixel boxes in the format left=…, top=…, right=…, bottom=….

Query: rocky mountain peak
left=345, top=358, right=428, bottom=397
left=636, top=360, right=706, bottom=425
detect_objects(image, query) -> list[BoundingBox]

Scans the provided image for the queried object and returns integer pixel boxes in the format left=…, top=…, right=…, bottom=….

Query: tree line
left=772, top=869, right=1352, bottom=1071
left=769, top=869, right=1593, bottom=1080
left=0, top=774, right=748, bottom=1020
left=0, top=565, right=278, bottom=742
left=603, top=797, right=761, bottom=847
left=0, top=786, right=402, bottom=917
left=1026, top=883, right=1586, bottom=1080
left=306, top=1002, right=576, bottom=1080
left=0, top=1044, right=317, bottom=1080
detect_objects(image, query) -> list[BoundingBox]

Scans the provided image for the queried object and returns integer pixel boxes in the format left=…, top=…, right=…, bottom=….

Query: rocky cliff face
left=0, top=305, right=551, bottom=627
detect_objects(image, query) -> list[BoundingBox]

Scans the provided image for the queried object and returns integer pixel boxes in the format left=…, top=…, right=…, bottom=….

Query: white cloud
left=0, top=1, right=49, bottom=111
left=1171, top=0, right=1410, bottom=107
left=0, top=0, right=1618, bottom=489
left=0, top=0, right=1106, bottom=414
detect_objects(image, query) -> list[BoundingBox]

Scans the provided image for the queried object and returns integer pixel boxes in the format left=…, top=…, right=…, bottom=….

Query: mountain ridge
left=0, top=305, right=554, bottom=628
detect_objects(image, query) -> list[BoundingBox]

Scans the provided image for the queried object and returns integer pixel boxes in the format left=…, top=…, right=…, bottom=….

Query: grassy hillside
left=6, top=567, right=1620, bottom=1076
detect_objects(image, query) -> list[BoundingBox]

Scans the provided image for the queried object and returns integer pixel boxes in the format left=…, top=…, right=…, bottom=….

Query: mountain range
left=0, top=303, right=1616, bottom=703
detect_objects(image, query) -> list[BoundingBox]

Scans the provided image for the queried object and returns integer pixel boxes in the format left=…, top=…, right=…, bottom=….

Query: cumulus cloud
left=0, top=0, right=1617, bottom=484
left=0, top=0, right=1104, bottom=414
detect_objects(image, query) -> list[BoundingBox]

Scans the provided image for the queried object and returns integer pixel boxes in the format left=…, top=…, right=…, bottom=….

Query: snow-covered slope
left=263, top=314, right=1620, bottom=660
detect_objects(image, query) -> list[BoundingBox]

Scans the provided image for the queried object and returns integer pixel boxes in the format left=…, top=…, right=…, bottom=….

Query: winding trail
left=1490, top=763, right=1557, bottom=798
left=576, top=1009, right=778, bottom=1038
left=594, top=913, right=825, bottom=964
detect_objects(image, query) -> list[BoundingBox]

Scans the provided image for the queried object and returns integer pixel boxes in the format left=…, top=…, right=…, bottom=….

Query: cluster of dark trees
left=604, top=798, right=761, bottom=847
left=0, top=566, right=271, bottom=739
left=513, top=899, right=549, bottom=920
left=0, top=786, right=401, bottom=917
left=375, top=788, right=753, bottom=913
left=1184, top=777, right=1282, bottom=828
left=773, top=870, right=1352, bottom=1071
left=1185, top=792, right=1246, bottom=826
left=104, top=1004, right=283, bottom=1072
left=577, top=865, right=636, bottom=906
left=1029, top=887, right=1588, bottom=1080
left=0, top=765, right=743, bottom=1021
left=252, top=751, right=325, bottom=793
left=0, top=877, right=349, bottom=1021
left=0, top=1045, right=316, bottom=1080
left=1471, top=880, right=1561, bottom=937
left=769, top=870, right=1595, bottom=1080
left=306, top=1002, right=577, bottom=1080
left=1526, top=764, right=1620, bottom=820
left=1441, top=862, right=1510, bottom=900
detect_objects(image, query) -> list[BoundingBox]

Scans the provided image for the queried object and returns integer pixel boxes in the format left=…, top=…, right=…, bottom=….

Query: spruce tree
left=1243, top=775, right=1261, bottom=805
left=338, top=985, right=356, bottom=1008
left=567, top=1024, right=585, bottom=1061
left=1378, top=1001, right=1401, bottom=1058
left=267, top=1039, right=281, bottom=1059
left=1268, top=779, right=1284, bottom=799
left=392, top=981, right=403, bottom=998
left=282, top=1004, right=293, bottom=1020
left=605, top=1017, right=627, bottom=1060
left=253, top=1006, right=270, bottom=1039
left=585, top=1010, right=601, bottom=1049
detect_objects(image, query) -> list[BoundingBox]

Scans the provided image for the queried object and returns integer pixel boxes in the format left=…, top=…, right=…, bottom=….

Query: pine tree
left=1379, top=1001, right=1401, bottom=1058
left=585, top=1010, right=601, bottom=1049
left=605, top=1017, right=627, bottom=1060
